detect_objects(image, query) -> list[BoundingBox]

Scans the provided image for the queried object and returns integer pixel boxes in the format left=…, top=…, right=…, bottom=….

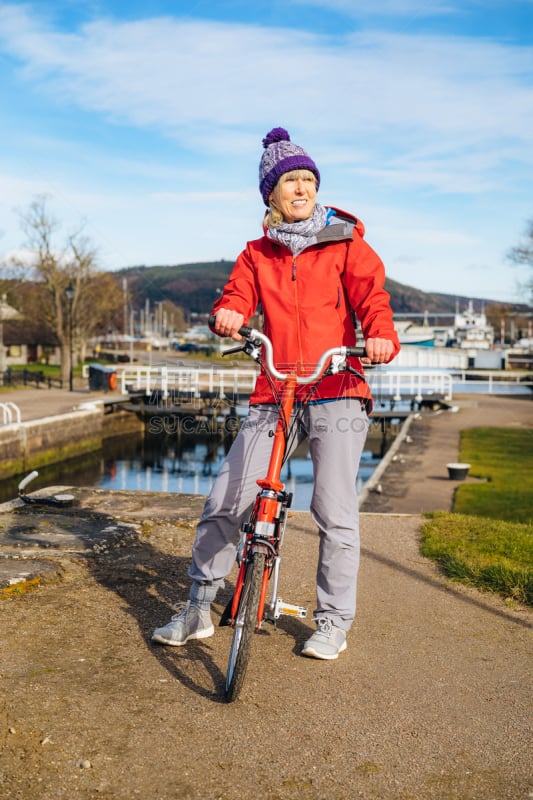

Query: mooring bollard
left=446, top=462, right=471, bottom=480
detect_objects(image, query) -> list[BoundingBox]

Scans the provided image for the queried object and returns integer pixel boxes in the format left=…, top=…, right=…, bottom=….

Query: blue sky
left=0, top=0, right=532, bottom=304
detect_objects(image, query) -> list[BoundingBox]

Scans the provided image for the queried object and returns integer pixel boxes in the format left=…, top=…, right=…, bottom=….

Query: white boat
left=452, top=301, right=494, bottom=350
left=395, top=320, right=436, bottom=346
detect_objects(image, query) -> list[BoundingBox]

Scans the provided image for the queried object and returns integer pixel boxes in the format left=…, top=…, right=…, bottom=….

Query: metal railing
left=113, top=363, right=533, bottom=403
left=1, top=369, right=63, bottom=389
left=118, top=364, right=456, bottom=403
left=0, top=402, right=21, bottom=425
left=119, top=365, right=259, bottom=400
left=450, top=369, right=533, bottom=394
left=366, top=370, right=453, bottom=402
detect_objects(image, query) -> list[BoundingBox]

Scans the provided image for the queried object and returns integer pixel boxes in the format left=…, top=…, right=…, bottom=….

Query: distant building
left=452, top=301, right=495, bottom=350
left=1, top=319, right=61, bottom=367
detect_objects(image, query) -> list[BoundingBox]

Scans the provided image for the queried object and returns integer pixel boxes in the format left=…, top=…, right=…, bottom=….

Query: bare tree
left=507, top=219, right=533, bottom=306
left=16, top=195, right=122, bottom=385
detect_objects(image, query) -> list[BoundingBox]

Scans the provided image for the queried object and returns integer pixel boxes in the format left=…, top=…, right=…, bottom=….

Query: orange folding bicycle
left=211, top=317, right=367, bottom=702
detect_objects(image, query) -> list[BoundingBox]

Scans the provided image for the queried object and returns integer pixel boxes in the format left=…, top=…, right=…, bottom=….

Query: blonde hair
left=264, top=169, right=317, bottom=229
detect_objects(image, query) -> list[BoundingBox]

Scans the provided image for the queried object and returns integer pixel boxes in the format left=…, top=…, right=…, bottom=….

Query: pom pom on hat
left=259, top=127, right=320, bottom=206
left=262, top=127, right=291, bottom=148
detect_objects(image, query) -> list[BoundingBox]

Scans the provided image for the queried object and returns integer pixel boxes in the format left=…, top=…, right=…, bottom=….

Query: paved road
left=361, top=392, right=532, bottom=513
left=0, top=385, right=127, bottom=422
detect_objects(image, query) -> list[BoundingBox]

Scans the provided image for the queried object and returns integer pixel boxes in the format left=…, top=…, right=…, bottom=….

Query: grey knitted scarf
left=267, top=203, right=328, bottom=255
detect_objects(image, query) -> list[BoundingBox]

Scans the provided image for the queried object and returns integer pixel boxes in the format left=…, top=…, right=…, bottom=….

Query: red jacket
left=212, top=207, right=400, bottom=410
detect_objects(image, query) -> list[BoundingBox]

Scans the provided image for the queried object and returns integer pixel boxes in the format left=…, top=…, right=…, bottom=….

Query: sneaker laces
left=170, top=601, right=192, bottom=619
left=314, top=617, right=334, bottom=637
left=171, top=600, right=210, bottom=620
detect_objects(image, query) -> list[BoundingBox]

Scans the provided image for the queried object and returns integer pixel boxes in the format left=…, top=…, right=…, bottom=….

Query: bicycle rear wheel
left=225, top=551, right=266, bottom=703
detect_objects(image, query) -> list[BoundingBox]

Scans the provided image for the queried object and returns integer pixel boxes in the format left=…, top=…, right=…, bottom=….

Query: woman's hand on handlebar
left=210, top=309, right=245, bottom=341
left=362, top=337, right=395, bottom=364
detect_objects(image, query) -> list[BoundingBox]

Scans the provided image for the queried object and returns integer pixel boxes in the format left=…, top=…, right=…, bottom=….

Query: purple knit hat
left=259, top=127, right=320, bottom=206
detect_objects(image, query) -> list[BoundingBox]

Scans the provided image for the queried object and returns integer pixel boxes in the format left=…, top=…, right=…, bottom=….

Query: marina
left=74, top=331, right=533, bottom=509
left=1, top=300, right=531, bottom=508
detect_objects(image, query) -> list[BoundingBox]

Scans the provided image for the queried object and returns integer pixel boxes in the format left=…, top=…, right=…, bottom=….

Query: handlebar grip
left=208, top=314, right=253, bottom=339
left=346, top=346, right=367, bottom=358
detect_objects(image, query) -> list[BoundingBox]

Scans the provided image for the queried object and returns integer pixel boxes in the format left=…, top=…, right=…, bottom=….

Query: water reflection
left=0, top=431, right=381, bottom=512
left=96, top=432, right=380, bottom=511
left=1, top=412, right=400, bottom=511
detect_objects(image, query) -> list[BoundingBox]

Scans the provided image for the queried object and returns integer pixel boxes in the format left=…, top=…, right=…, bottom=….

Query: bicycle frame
left=214, top=316, right=366, bottom=700
left=229, top=372, right=299, bottom=632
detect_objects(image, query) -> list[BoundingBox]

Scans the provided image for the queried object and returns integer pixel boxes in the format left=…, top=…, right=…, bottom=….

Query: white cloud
left=0, top=3, right=531, bottom=302
left=289, top=0, right=459, bottom=17
left=290, top=0, right=531, bottom=19
left=0, top=4, right=531, bottom=176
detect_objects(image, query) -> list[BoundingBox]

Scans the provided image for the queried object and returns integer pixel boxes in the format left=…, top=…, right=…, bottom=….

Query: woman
left=152, top=127, right=400, bottom=660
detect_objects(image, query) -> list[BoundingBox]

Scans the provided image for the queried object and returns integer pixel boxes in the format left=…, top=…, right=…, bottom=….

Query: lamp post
left=65, top=283, right=75, bottom=392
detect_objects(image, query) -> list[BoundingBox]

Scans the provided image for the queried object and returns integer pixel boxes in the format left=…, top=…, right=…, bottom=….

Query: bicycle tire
left=225, top=551, right=266, bottom=702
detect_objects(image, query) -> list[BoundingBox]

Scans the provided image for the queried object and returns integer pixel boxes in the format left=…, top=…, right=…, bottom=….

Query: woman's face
left=269, top=170, right=317, bottom=223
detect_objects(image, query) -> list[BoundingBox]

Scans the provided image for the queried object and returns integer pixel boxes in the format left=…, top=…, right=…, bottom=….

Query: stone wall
left=0, top=409, right=143, bottom=481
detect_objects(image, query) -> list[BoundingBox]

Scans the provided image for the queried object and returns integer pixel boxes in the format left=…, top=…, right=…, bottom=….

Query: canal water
left=2, top=412, right=402, bottom=511
left=3, top=371, right=529, bottom=508
left=95, top=434, right=382, bottom=512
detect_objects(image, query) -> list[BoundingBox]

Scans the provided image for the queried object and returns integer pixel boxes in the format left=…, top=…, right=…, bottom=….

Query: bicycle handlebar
left=209, top=314, right=367, bottom=385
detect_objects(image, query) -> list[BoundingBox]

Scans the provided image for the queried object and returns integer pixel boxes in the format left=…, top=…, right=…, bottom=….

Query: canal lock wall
left=0, top=406, right=143, bottom=482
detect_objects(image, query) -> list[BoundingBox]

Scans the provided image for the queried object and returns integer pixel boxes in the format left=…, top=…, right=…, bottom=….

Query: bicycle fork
left=230, top=489, right=307, bottom=631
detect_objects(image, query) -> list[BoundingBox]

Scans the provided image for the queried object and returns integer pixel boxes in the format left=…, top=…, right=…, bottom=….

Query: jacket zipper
left=292, top=257, right=304, bottom=370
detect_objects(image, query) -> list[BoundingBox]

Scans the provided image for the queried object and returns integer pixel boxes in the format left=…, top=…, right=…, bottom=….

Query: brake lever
left=222, top=338, right=263, bottom=362
left=221, top=343, right=247, bottom=356
left=346, top=364, right=367, bottom=381
left=324, top=360, right=366, bottom=382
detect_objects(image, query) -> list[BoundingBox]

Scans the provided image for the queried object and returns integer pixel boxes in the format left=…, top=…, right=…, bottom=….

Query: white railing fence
left=119, top=366, right=259, bottom=400
left=79, top=363, right=533, bottom=403
left=366, top=370, right=453, bottom=402
left=0, top=402, right=22, bottom=425
left=450, top=369, right=533, bottom=394
left=116, top=365, right=457, bottom=403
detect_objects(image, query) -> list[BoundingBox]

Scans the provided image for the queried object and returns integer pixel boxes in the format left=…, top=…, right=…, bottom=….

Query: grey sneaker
left=301, top=617, right=347, bottom=660
left=151, top=602, right=214, bottom=646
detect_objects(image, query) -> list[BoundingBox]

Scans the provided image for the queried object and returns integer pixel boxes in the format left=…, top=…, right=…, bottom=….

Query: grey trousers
left=188, top=398, right=369, bottom=631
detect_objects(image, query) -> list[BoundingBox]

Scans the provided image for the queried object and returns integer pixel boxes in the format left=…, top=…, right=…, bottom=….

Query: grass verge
left=421, top=512, right=532, bottom=605
left=421, top=427, right=533, bottom=606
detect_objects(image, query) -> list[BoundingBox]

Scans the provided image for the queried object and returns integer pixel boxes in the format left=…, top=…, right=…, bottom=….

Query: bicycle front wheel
left=225, top=551, right=266, bottom=703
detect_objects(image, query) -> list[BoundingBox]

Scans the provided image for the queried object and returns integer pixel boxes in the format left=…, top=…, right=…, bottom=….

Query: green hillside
left=120, top=261, right=234, bottom=314
left=116, top=262, right=526, bottom=317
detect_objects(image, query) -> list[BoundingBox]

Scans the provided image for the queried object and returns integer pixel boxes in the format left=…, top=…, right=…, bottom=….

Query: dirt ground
left=0, top=487, right=531, bottom=800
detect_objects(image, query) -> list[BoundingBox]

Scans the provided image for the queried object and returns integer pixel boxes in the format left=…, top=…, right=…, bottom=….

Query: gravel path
left=0, top=487, right=531, bottom=799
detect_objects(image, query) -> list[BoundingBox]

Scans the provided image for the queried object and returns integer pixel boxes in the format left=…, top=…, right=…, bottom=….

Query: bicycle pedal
left=271, top=598, right=307, bottom=619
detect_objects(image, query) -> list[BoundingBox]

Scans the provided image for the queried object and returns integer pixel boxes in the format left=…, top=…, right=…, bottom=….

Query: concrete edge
left=358, top=412, right=417, bottom=507
left=22, top=407, right=104, bottom=427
